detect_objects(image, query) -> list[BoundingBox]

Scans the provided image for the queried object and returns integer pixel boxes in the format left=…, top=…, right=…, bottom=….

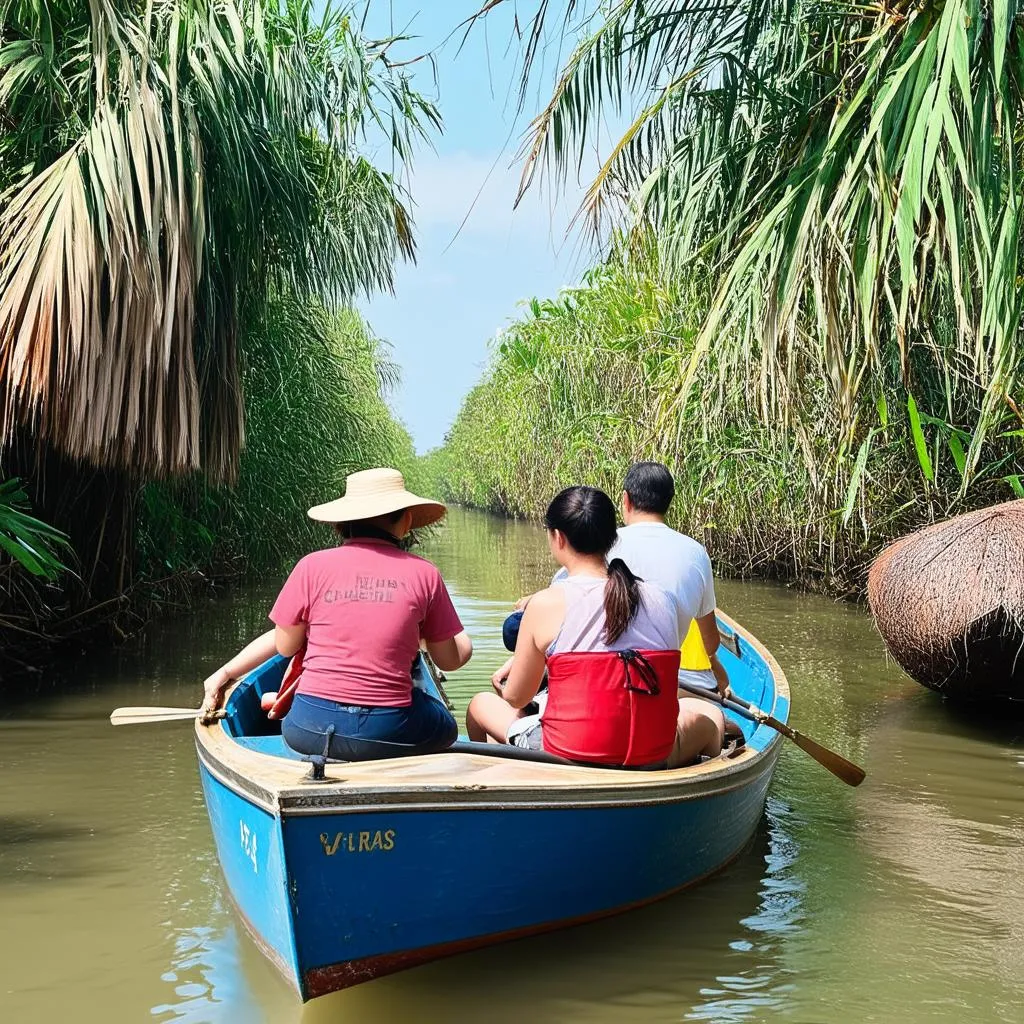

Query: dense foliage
left=491, top=0, right=1024, bottom=471
left=139, top=299, right=418, bottom=578
left=0, top=0, right=434, bottom=481
left=0, top=3, right=435, bottom=659
left=432, top=249, right=1024, bottom=593
left=434, top=0, right=1024, bottom=592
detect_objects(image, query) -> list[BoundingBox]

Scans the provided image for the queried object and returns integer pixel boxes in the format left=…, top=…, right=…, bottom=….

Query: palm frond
left=0, top=476, right=71, bottom=578
left=483, top=0, right=1024, bottom=487
left=0, top=1, right=439, bottom=482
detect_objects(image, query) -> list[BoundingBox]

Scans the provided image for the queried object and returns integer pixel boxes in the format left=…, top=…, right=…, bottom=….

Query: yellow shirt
left=680, top=618, right=711, bottom=670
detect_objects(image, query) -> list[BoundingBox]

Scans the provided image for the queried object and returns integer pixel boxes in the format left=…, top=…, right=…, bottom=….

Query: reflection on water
left=1, top=507, right=1023, bottom=1022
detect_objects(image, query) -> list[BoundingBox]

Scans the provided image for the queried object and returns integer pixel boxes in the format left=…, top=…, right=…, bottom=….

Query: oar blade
left=110, top=706, right=206, bottom=726
left=785, top=726, right=866, bottom=787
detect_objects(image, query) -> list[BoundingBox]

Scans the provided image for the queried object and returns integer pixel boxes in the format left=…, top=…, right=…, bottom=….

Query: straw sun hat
left=307, top=468, right=447, bottom=529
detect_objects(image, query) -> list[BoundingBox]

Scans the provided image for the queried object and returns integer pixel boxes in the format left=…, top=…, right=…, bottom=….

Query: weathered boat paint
left=195, top=612, right=788, bottom=1001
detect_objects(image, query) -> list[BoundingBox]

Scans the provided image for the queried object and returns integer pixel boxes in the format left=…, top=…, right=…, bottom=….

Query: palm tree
left=478, top=0, right=1024, bottom=481
left=0, top=0, right=438, bottom=482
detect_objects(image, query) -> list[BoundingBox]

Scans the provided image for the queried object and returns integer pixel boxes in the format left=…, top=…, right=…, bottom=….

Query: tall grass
left=449, top=0, right=1024, bottom=596
left=480, top=0, right=1024, bottom=487
left=431, top=248, right=1024, bottom=595
left=139, top=296, right=418, bottom=578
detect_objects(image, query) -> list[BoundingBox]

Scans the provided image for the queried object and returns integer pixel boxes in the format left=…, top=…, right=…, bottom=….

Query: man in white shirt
left=611, top=462, right=729, bottom=697
left=500, top=462, right=728, bottom=699
left=494, top=463, right=731, bottom=755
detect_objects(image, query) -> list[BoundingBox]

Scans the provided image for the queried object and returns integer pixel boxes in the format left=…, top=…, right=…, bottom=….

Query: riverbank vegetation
left=433, top=247, right=1022, bottom=593
left=138, top=299, right=419, bottom=581
left=0, top=2, right=435, bottom=664
left=433, top=0, right=1024, bottom=594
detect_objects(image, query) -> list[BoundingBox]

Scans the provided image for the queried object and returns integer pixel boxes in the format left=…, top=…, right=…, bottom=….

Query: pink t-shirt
left=269, top=539, right=463, bottom=707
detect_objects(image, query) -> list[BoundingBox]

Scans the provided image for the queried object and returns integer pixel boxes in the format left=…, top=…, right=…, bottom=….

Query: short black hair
left=623, top=462, right=675, bottom=515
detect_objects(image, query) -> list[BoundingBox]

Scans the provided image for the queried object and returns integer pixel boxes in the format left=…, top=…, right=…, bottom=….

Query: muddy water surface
left=2, top=507, right=1023, bottom=1023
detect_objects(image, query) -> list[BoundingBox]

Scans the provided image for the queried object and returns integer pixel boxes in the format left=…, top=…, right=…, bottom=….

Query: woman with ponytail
left=467, top=486, right=724, bottom=767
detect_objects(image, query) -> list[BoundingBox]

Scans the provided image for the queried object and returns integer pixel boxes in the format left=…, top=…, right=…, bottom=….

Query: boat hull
left=198, top=740, right=778, bottom=1000
left=199, top=762, right=300, bottom=986
left=195, top=612, right=789, bottom=1001
left=288, top=764, right=776, bottom=997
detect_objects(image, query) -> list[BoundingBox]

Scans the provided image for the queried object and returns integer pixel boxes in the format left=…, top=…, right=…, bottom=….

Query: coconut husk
left=867, top=500, right=1024, bottom=701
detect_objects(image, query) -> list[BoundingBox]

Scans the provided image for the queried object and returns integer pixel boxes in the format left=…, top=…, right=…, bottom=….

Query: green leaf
left=992, top=0, right=1009, bottom=85
left=0, top=531, right=46, bottom=577
left=907, top=394, right=934, bottom=482
left=0, top=476, right=71, bottom=578
left=948, top=432, right=967, bottom=477
left=1005, top=475, right=1024, bottom=499
left=876, top=392, right=889, bottom=428
left=842, top=431, right=874, bottom=527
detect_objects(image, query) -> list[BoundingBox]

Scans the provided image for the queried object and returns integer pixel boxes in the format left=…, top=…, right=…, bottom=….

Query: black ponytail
left=604, top=557, right=643, bottom=644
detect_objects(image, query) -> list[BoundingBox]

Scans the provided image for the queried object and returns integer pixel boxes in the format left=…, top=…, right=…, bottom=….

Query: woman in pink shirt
left=200, top=469, right=472, bottom=760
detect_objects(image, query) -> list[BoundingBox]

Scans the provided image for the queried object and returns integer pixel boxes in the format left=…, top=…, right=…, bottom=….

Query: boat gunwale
left=194, top=610, right=789, bottom=815
left=196, top=738, right=782, bottom=816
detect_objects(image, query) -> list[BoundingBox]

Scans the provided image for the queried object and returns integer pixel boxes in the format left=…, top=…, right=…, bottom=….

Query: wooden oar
left=448, top=739, right=572, bottom=766
left=110, top=706, right=223, bottom=726
left=678, top=681, right=866, bottom=787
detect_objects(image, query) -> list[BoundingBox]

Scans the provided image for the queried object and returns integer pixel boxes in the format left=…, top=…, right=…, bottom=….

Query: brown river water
left=2, top=507, right=1023, bottom=1023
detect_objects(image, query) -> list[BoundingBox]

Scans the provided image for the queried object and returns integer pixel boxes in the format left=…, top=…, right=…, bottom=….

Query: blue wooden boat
left=194, top=611, right=789, bottom=1001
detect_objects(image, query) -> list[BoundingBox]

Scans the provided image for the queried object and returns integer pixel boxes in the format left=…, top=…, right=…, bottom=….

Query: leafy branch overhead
left=479, top=0, right=1024, bottom=483
left=0, top=1, right=440, bottom=482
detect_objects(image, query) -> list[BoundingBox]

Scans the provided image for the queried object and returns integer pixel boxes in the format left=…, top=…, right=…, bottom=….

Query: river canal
left=2, top=507, right=1023, bottom=1022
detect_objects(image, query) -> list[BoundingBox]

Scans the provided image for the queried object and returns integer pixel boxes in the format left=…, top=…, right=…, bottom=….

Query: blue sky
left=358, top=2, right=589, bottom=452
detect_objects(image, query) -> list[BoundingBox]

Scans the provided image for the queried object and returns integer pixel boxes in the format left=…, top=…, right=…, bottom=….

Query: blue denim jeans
left=282, top=689, right=458, bottom=762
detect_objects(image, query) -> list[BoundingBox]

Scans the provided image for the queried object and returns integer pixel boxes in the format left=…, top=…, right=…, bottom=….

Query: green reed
left=430, top=250, right=1024, bottom=596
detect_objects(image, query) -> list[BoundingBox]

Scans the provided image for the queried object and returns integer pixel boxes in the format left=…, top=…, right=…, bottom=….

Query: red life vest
left=542, top=648, right=682, bottom=766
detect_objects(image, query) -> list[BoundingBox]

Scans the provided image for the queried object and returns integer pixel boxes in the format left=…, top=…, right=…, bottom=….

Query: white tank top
left=547, top=575, right=682, bottom=655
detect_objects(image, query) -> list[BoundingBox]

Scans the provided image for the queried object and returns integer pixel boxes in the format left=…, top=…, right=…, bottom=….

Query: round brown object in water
left=867, top=499, right=1024, bottom=701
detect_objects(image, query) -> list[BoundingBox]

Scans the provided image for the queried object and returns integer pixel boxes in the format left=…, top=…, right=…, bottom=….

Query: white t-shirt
left=551, top=522, right=716, bottom=633
left=608, top=522, right=716, bottom=632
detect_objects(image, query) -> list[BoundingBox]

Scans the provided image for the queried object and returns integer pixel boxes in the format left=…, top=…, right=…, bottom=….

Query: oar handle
left=677, top=680, right=866, bottom=787
left=677, top=681, right=784, bottom=733
left=677, top=680, right=753, bottom=720
left=722, top=693, right=804, bottom=751
left=724, top=689, right=752, bottom=711
left=109, top=706, right=225, bottom=726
